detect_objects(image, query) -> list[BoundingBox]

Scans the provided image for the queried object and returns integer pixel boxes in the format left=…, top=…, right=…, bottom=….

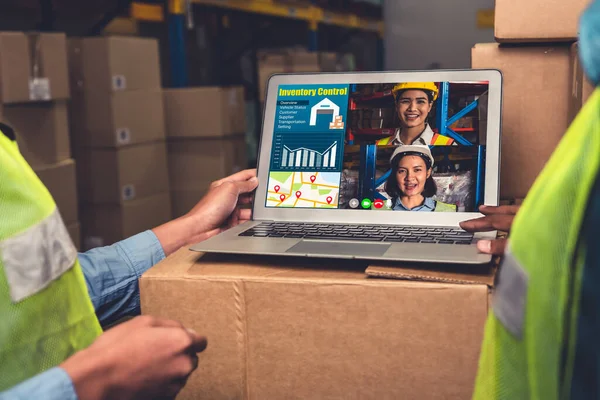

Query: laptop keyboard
left=238, top=222, right=474, bottom=244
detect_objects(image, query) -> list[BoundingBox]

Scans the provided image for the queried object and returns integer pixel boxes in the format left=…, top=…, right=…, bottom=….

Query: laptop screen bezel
left=252, top=69, right=502, bottom=227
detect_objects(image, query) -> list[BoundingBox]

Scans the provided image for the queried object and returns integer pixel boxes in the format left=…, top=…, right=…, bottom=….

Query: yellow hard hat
left=392, top=82, right=439, bottom=101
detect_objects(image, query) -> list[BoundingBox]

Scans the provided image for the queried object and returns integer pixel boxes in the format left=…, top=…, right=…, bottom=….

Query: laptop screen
left=264, top=81, right=489, bottom=213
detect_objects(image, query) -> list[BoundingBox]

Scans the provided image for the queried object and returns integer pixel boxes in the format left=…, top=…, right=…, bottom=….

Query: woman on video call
left=384, top=145, right=457, bottom=212
left=376, top=82, right=455, bottom=146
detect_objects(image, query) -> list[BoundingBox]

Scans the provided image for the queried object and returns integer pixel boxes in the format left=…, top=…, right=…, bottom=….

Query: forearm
left=152, top=214, right=215, bottom=257
left=79, top=230, right=165, bottom=327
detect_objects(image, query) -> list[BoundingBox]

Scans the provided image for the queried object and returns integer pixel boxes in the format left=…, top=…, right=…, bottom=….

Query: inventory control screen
left=264, top=81, right=490, bottom=213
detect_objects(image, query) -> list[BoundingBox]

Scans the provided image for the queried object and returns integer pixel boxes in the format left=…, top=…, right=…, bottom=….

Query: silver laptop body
left=191, top=69, right=502, bottom=264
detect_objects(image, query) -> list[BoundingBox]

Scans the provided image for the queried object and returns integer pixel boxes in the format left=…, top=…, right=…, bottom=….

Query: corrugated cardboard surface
left=167, top=135, right=247, bottom=189
left=472, top=43, right=571, bottom=199
left=68, top=36, right=161, bottom=94
left=258, top=50, right=327, bottom=101
left=569, top=42, right=597, bottom=123
left=164, top=87, right=245, bottom=137
left=67, top=221, right=81, bottom=251
left=141, top=249, right=490, bottom=400
left=5, top=101, right=70, bottom=168
left=29, top=33, right=70, bottom=101
left=366, top=260, right=497, bottom=287
left=494, top=0, right=591, bottom=42
left=0, top=32, right=30, bottom=103
left=34, top=159, right=78, bottom=225
left=76, top=141, right=169, bottom=205
left=81, top=192, right=171, bottom=249
left=0, top=32, right=69, bottom=103
left=70, top=89, right=165, bottom=148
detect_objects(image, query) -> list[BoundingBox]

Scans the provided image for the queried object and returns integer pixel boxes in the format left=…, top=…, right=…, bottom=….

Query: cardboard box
left=258, top=49, right=330, bottom=101
left=67, top=221, right=81, bottom=251
left=569, top=42, right=596, bottom=123
left=70, top=89, right=165, bottom=148
left=34, top=159, right=78, bottom=225
left=4, top=101, right=70, bottom=167
left=164, top=87, right=245, bottom=138
left=494, top=0, right=591, bottom=42
left=168, top=135, right=247, bottom=190
left=472, top=43, right=571, bottom=199
left=82, top=192, right=172, bottom=249
left=68, top=36, right=161, bottom=94
left=0, top=32, right=70, bottom=103
left=171, top=188, right=207, bottom=218
left=76, top=141, right=170, bottom=205
left=141, top=249, right=495, bottom=400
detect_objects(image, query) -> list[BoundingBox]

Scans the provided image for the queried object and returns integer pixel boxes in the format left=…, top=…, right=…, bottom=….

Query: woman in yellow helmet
left=376, top=82, right=455, bottom=146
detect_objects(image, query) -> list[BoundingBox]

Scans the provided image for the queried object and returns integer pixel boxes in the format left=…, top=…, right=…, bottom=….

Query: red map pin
left=310, top=175, right=316, bottom=183
left=295, top=191, right=302, bottom=198
left=279, top=194, right=286, bottom=202
left=274, top=185, right=280, bottom=193
left=326, top=196, right=333, bottom=204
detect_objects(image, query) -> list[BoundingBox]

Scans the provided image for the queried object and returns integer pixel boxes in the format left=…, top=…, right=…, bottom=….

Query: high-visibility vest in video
left=0, top=123, right=102, bottom=391
left=473, top=88, right=600, bottom=399
left=375, top=132, right=455, bottom=146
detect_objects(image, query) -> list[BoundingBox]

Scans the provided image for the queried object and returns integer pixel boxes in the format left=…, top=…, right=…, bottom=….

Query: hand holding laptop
left=153, top=169, right=258, bottom=255
left=460, top=205, right=521, bottom=255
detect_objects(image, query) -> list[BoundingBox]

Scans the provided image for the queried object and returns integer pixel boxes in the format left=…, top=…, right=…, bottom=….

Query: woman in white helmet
left=384, top=145, right=457, bottom=212
left=376, top=82, right=455, bottom=146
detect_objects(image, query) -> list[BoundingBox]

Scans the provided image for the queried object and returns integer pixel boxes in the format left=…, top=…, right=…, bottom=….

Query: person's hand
left=152, top=169, right=259, bottom=255
left=186, top=168, right=258, bottom=235
left=459, top=205, right=520, bottom=255
left=60, top=316, right=207, bottom=400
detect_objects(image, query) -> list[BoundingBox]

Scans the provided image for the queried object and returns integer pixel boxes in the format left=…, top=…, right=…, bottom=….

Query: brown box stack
left=471, top=0, right=594, bottom=200
left=258, top=49, right=347, bottom=102
left=494, top=0, right=591, bottom=43
left=163, top=87, right=247, bottom=218
left=67, top=36, right=171, bottom=249
left=569, top=42, right=596, bottom=123
left=0, top=31, right=80, bottom=249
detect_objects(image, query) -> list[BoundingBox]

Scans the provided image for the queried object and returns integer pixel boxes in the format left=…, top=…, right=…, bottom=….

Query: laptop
left=191, top=69, right=502, bottom=264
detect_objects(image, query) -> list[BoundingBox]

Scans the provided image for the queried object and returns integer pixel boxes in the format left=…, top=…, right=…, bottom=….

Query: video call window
left=266, top=81, right=489, bottom=213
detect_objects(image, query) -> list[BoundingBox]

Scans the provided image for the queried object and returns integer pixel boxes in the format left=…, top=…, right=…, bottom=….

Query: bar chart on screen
left=270, top=132, right=344, bottom=172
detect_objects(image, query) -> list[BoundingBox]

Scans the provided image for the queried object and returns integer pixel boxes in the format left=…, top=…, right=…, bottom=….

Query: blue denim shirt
left=0, top=230, right=166, bottom=400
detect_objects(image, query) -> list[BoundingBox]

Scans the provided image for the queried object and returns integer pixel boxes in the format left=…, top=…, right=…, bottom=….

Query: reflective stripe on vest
left=431, top=133, right=455, bottom=146
left=375, top=136, right=393, bottom=145
left=473, top=88, right=600, bottom=399
left=0, top=128, right=102, bottom=391
left=375, top=133, right=454, bottom=146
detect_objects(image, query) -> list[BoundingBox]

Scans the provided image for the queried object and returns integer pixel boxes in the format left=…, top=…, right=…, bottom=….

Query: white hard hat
left=389, top=145, right=435, bottom=167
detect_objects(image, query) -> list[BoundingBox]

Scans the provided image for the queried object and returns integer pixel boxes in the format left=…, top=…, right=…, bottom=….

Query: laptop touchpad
left=286, top=240, right=390, bottom=257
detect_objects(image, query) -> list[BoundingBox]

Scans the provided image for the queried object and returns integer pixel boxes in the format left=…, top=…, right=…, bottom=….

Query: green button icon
left=361, top=198, right=372, bottom=209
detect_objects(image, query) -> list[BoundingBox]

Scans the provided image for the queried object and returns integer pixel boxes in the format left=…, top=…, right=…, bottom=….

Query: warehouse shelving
left=189, top=0, right=383, bottom=33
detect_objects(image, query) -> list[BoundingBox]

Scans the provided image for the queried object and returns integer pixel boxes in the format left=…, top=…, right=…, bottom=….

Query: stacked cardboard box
left=141, top=248, right=496, bottom=400
left=258, top=49, right=350, bottom=102
left=68, top=36, right=171, bottom=249
left=0, top=32, right=81, bottom=249
left=164, top=87, right=247, bottom=218
left=471, top=0, right=592, bottom=200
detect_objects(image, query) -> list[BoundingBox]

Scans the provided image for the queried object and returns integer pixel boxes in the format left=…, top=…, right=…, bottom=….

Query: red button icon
left=373, top=199, right=384, bottom=209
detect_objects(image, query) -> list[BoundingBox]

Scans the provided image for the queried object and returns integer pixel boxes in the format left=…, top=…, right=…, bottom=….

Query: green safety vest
left=0, top=124, right=102, bottom=391
left=473, top=87, right=600, bottom=399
